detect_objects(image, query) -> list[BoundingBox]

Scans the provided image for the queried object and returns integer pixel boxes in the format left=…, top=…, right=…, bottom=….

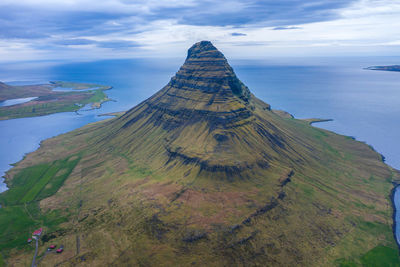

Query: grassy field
left=336, top=245, right=400, bottom=267
left=0, top=253, right=4, bottom=267
left=0, top=156, right=80, bottom=254
left=361, top=246, right=400, bottom=266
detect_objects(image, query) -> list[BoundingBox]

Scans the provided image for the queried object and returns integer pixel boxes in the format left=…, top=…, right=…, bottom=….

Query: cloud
left=148, top=0, right=357, bottom=27
left=96, top=40, right=141, bottom=49
left=273, top=26, right=302, bottom=30
left=54, top=39, right=96, bottom=46
left=0, top=0, right=399, bottom=61
left=0, top=0, right=356, bottom=41
left=53, top=38, right=140, bottom=49
left=231, top=32, right=247, bottom=36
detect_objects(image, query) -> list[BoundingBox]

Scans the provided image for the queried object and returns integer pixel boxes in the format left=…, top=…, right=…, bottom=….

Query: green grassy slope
left=3, top=112, right=398, bottom=266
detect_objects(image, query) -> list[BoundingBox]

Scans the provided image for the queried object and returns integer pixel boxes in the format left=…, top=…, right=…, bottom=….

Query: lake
left=0, top=57, right=399, bottom=234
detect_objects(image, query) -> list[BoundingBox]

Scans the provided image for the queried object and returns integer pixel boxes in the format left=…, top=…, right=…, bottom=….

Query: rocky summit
left=1, top=41, right=399, bottom=266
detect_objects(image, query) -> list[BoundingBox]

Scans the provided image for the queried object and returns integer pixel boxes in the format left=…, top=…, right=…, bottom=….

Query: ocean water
left=394, top=186, right=400, bottom=246
left=0, top=57, right=399, bottom=228
left=234, top=58, right=400, bottom=168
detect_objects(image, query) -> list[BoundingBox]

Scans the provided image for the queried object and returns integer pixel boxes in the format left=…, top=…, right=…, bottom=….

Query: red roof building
left=32, top=227, right=43, bottom=236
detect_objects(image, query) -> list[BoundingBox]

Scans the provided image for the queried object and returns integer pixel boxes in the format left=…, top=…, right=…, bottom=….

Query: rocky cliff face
left=183, top=40, right=251, bottom=101
left=123, top=40, right=253, bottom=129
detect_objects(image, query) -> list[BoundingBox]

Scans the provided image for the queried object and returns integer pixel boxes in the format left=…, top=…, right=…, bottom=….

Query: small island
left=365, top=65, right=400, bottom=72
left=0, top=81, right=111, bottom=120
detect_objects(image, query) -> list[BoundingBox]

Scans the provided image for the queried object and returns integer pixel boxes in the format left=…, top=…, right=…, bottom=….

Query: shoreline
left=0, top=108, right=118, bottom=189
left=98, top=110, right=126, bottom=117
left=307, top=118, right=334, bottom=125
left=0, top=82, right=115, bottom=193
left=364, top=66, right=400, bottom=72
left=303, top=114, right=400, bottom=252
left=391, top=183, right=400, bottom=250
left=307, top=117, right=398, bottom=170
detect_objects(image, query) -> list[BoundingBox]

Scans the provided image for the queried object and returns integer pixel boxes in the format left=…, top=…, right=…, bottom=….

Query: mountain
left=0, top=81, right=14, bottom=101
left=0, top=81, right=49, bottom=101
left=0, top=81, right=9, bottom=88
left=95, top=40, right=315, bottom=180
left=1, top=41, right=399, bottom=266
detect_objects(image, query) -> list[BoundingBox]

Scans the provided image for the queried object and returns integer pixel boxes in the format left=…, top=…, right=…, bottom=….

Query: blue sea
left=0, top=57, right=400, bottom=223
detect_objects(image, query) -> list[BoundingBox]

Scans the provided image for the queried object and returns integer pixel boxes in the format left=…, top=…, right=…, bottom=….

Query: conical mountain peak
left=112, top=42, right=299, bottom=176
left=122, top=41, right=256, bottom=134
left=186, top=41, right=225, bottom=60
left=170, top=41, right=251, bottom=104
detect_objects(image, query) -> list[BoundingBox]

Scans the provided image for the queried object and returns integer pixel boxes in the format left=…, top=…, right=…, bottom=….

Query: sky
left=0, top=0, right=400, bottom=62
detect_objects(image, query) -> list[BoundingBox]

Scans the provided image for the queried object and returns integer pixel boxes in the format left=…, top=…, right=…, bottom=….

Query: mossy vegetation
left=360, top=246, right=400, bottom=266
left=336, top=245, right=400, bottom=267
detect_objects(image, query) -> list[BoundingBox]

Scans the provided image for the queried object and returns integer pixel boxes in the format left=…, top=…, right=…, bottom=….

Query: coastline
left=391, top=182, right=400, bottom=250
left=0, top=111, right=117, bottom=189
left=0, top=81, right=114, bottom=193
left=306, top=118, right=334, bottom=125
left=301, top=115, right=400, bottom=252
left=98, top=110, right=126, bottom=117
left=0, top=106, right=115, bottom=194
left=364, top=66, right=400, bottom=72
left=0, top=136, right=46, bottom=192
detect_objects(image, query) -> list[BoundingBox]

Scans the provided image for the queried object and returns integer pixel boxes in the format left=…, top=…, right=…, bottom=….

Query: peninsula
left=365, top=65, right=400, bottom=72
left=0, top=81, right=111, bottom=120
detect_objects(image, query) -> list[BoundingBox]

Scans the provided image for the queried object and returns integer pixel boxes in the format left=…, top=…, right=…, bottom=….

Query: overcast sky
left=0, top=0, right=400, bottom=61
